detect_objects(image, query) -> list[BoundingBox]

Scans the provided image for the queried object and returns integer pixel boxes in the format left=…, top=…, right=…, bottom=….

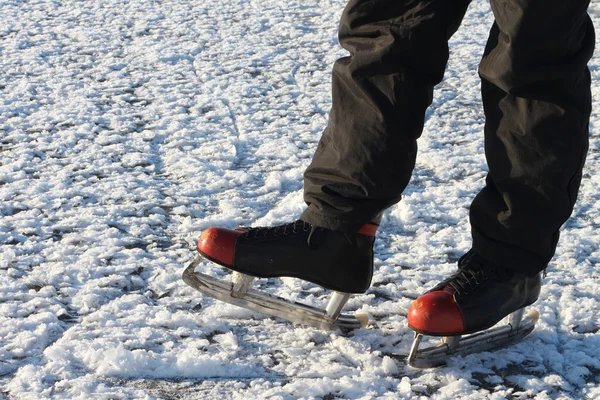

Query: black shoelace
left=441, top=250, right=511, bottom=298
left=244, top=220, right=312, bottom=239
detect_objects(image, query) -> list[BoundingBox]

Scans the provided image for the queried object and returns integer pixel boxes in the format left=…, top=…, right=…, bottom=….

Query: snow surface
left=1, top=0, right=600, bottom=398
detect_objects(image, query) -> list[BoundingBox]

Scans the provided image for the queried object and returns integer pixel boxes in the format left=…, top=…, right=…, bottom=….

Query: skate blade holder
left=183, top=256, right=371, bottom=330
left=230, top=271, right=370, bottom=328
left=407, top=308, right=540, bottom=368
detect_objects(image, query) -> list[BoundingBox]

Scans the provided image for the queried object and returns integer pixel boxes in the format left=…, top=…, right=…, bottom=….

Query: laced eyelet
left=243, top=221, right=311, bottom=240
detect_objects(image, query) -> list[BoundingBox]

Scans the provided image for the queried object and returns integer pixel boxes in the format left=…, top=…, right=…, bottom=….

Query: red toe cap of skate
left=197, top=227, right=244, bottom=266
left=407, top=290, right=465, bottom=335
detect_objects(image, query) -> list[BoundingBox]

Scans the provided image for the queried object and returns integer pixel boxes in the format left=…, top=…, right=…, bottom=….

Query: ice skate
left=183, top=220, right=378, bottom=330
left=406, top=250, right=542, bottom=368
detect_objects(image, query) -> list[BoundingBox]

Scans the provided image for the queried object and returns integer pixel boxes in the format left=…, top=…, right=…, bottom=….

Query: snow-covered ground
left=1, top=0, right=600, bottom=398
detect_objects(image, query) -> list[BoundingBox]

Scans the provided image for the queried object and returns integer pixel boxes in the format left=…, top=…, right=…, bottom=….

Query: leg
left=302, top=0, right=472, bottom=233
left=472, top=0, right=595, bottom=275
left=189, top=0, right=473, bottom=328
left=407, top=0, right=594, bottom=365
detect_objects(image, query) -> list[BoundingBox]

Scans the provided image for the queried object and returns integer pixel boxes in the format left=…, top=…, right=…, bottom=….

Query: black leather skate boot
left=197, top=220, right=378, bottom=293
left=408, top=250, right=542, bottom=336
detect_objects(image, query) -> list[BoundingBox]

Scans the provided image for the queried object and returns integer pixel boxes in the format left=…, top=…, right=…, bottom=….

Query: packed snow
left=1, top=0, right=600, bottom=398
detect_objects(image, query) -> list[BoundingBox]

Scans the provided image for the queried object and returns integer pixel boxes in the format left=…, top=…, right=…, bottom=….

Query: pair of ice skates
left=183, top=220, right=541, bottom=368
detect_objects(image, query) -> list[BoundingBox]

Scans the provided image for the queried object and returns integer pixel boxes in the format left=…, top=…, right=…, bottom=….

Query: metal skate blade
left=408, top=309, right=539, bottom=368
left=182, top=258, right=364, bottom=330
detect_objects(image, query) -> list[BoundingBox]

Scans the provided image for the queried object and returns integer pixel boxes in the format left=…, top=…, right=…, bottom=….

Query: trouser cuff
left=300, top=207, right=381, bottom=234
left=472, top=230, right=549, bottom=277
